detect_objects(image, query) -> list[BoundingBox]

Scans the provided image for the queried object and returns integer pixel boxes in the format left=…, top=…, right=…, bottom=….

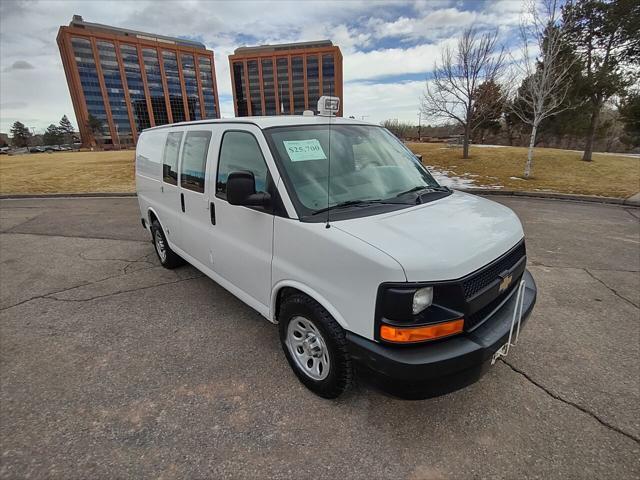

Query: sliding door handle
left=210, top=202, right=216, bottom=225
left=180, top=193, right=185, bottom=213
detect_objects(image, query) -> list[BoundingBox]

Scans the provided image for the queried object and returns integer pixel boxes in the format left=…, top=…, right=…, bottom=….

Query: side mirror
left=415, top=154, right=423, bottom=162
left=226, top=171, right=271, bottom=208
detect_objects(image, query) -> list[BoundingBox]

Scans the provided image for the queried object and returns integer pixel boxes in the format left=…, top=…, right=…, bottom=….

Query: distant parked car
left=0, top=147, right=9, bottom=155
left=29, top=146, right=45, bottom=153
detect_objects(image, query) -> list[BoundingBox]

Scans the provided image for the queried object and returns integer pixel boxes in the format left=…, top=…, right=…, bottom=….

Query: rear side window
left=162, top=131, right=183, bottom=185
left=136, top=130, right=164, bottom=179
left=180, top=130, right=212, bottom=193
left=216, top=131, right=268, bottom=198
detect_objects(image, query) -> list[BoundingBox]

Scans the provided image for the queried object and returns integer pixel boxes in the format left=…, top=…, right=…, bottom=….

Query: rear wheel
left=150, top=219, right=184, bottom=269
left=279, top=293, right=352, bottom=398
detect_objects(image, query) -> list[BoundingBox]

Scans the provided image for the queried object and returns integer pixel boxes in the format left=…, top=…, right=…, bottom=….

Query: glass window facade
left=180, top=54, right=201, bottom=121
left=261, top=59, right=276, bottom=115
left=291, top=56, right=305, bottom=114
left=120, top=44, right=151, bottom=131
left=142, top=48, right=169, bottom=126
left=276, top=57, right=290, bottom=114
left=97, top=41, right=132, bottom=145
left=198, top=57, right=217, bottom=119
left=306, top=55, right=319, bottom=113
left=61, top=28, right=219, bottom=148
left=162, top=50, right=186, bottom=123
left=232, top=61, right=248, bottom=116
left=247, top=60, right=261, bottom=115
left=322, top=54, right=335, bottom=96
left=72, top=37, right=111, bottom=143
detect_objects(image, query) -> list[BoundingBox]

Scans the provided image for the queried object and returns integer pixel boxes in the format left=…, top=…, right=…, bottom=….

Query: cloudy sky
left=0, top=0, right=525, bottom=133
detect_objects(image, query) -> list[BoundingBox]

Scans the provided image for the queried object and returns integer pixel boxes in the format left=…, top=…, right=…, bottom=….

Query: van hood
left=334, top=191, right=524, bottom=282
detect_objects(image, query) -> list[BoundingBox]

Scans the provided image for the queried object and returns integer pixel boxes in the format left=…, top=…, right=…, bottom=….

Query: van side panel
left=271, top=217, right=406, bottom=340
left=135, top=129, right=166, bottom=230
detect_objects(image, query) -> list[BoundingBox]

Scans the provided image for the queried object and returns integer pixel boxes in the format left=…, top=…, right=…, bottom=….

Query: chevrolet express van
left=135, top=98, right=536, bottom=399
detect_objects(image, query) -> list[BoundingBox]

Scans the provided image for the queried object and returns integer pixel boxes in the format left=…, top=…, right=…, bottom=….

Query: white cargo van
left=136, top=98, right=536, bottom=399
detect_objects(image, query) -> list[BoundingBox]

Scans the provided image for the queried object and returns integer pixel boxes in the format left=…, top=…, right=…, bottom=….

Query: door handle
left=180, top=193, right=185, bottom=213
left=210, top=202, right=216, bottom=225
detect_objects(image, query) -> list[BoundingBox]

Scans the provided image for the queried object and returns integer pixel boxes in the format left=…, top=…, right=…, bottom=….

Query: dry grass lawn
left=0, top=144, right=638, bottom=198
left=408, top=142, right=639, bottom=198
left=0, top=150, right=135, bottom=195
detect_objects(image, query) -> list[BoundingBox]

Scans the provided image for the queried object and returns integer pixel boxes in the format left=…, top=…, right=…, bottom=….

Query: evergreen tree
left=619, top=92, right=640, bottom=148
left=58, top=115, right=75, bottom=135
left=58, top=115, right=75, bottom=143
left=9, top=121, right=31, bottom=148
left=563, top=0, right=640, bottom=160
left=86, top=114, right=104, bottom=146
left=43, top=124, right=63, bottom=145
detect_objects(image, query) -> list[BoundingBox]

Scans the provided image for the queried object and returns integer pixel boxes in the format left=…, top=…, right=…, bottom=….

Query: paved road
left=1, top=196, right=638, bottom=479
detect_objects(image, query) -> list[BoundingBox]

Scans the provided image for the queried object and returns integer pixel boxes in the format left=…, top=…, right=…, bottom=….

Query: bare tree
left=509, top=0, right=577, bottom=178
left=421, top=28, right=506, bottom=159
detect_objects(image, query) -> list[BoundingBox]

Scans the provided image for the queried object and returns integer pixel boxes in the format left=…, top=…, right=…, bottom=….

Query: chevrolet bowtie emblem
left=499, top=274, right=513, bottom=292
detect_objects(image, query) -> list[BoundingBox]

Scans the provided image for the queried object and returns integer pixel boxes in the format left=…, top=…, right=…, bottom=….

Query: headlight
left=412, top=287, right=433, bottom=315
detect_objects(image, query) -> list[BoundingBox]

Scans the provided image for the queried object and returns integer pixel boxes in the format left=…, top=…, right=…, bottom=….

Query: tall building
left=57, top=15, right=220, bottom=148
left=229, top=41, right=343, bottom=117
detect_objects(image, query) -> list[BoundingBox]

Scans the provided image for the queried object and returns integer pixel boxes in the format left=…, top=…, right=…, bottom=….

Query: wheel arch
left=147, top=207, right=160, bottom=226
left=271, top=280, right=348, bottom=330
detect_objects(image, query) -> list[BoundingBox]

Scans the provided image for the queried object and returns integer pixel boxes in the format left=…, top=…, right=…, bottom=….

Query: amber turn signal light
left=380, top=319, right=464, bottom=343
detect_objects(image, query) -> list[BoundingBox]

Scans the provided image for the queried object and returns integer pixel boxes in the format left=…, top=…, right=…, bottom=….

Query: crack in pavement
left=583, top=268, right=639, bottom=309
left=501, top=359, right=640, bottom=445
left=45, top=274, right=204, bottom=303
left=529, top=261, right=639, bottom=273
left=1, top=274, right=204, bottom=312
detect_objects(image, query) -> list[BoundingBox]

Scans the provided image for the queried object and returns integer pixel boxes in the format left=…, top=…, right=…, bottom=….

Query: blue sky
left=0, top=0, right=526, bottom=133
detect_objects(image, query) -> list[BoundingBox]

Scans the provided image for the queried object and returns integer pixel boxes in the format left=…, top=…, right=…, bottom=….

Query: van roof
left=142, top=115, right=374, bottom=132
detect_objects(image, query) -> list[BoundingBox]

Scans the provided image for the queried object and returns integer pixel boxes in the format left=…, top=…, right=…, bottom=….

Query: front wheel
left=279, top=293, right=353, bottom=398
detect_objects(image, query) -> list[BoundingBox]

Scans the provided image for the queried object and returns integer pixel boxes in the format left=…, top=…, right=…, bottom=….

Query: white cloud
left=344, top=80, right=425, bottom=124
left=0, top=0, right=522, bottom=132
left=344, top=39, right=456, bottom=82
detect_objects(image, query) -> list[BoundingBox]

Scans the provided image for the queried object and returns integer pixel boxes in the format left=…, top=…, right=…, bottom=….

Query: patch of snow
left=510, top=176, right=524, bottom=180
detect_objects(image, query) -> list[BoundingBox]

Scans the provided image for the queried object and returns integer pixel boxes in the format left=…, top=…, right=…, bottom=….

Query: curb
left=0, top=192, right=136, bottom=199
left=458, top=189, right=640, bottom=207
left=1, top=190, right=638, bottom=207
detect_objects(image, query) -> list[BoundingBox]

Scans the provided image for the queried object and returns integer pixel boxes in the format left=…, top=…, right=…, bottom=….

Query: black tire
left=279, top=293, right=353, bottom=398
left=150, top=219, right=184, bottom=269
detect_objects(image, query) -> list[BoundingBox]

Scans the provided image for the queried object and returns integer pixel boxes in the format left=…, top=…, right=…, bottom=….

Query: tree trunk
left=524, top=124, right=538, bottom=179
left=582, top=103, right=601, bottom=162
left=463, top=124, right=470, bottom=159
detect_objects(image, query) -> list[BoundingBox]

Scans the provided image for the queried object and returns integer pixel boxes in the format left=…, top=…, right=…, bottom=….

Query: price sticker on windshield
left=283, top=139, right=327, bottom=162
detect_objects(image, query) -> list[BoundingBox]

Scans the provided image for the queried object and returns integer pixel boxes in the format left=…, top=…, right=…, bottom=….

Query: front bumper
left=347, top=269, right=537, bottom=399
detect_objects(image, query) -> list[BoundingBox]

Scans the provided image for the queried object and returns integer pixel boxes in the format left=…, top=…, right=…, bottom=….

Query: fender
left=146, top=206, right=178, bottom=251
left=270, top=279, right=348, bottom=330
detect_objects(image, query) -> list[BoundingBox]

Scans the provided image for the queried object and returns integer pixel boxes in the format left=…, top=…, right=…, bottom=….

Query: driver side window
left=216, top=131, right=268, bottom=199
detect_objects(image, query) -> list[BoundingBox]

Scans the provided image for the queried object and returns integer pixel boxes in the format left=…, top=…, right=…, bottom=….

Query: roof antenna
left=325, top=85, right=333, bottom=229
left=317, top=84, right=339, bottom=229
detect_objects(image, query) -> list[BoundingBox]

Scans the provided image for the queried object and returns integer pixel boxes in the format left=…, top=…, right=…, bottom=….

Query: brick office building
left=57, top=15, right=220, bottom=148
left=228, top=40, right=343, bottom=117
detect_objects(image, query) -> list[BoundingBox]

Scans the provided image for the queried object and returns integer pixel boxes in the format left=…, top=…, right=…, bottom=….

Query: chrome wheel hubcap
left=154, top=231, right=167, bottom=262
left=285, top=316, right=330, bottom=381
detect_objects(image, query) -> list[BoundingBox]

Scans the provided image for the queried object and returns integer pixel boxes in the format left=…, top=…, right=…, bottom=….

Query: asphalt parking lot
left=1, top=196, right=638, bottom=479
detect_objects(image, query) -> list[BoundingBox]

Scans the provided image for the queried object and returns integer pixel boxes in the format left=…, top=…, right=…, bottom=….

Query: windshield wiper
left=311, top=199, right=403, bottom=215
left=395, top=185, right=451, bottom=197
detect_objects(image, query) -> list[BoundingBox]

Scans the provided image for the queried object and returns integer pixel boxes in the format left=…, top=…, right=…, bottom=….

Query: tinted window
left=162, top=131, right=182, bottom=185
left=136, top=130, right=163, bottom=178
left=216, top=131, right=268, bottom=198
left=180, top=131, right=212, bottom=193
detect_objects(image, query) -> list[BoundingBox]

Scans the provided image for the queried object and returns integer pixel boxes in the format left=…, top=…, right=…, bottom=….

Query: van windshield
left=264, top=125, right=443, bottom=218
